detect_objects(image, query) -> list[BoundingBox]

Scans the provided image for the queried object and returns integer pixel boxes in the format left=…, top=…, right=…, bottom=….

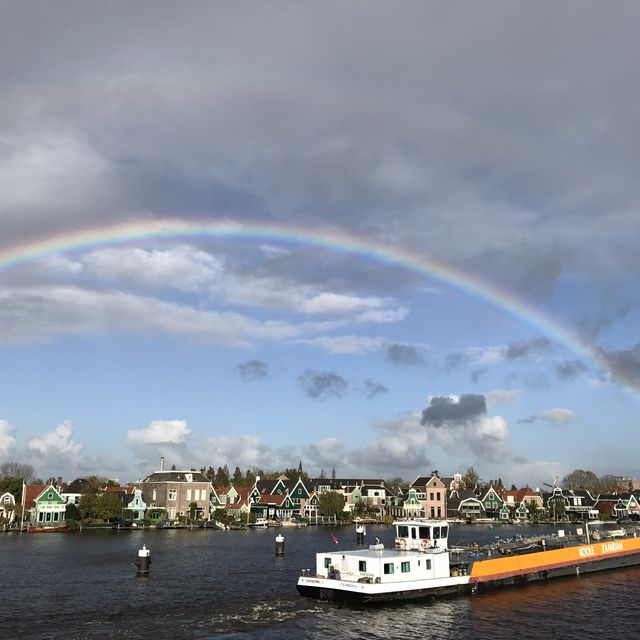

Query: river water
left=2, top=523, right=639, bottom=639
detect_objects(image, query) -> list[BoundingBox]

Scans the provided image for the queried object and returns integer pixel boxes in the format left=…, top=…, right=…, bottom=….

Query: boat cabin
left=308, top=519, right=457, bottom=586
left=394, top=519, right=449, bottom=551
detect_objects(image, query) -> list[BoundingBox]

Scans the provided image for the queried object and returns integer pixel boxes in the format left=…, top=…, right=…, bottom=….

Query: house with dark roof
left=136, top=469, right=213, bottom=520
left=411, top=472, right=449, bottom=519
left=446, top=489, right=484, bottom=521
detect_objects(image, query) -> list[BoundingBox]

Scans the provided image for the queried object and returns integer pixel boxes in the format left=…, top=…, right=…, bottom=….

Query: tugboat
left=297, top=519, right=640, bottom=604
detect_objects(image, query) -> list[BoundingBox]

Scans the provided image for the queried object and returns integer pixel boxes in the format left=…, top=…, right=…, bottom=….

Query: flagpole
left=20, top=480, right=26, bottom=533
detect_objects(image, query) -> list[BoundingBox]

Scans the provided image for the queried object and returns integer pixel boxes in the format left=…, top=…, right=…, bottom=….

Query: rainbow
left=0, top=217, right=625, bottom=390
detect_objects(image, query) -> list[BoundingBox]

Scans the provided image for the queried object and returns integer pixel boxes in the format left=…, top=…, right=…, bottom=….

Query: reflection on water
left=2, top=524, right=639, bottom=639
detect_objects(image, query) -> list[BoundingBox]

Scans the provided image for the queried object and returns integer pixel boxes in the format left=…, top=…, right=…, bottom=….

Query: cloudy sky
left=1, top=2, right=639, bottom=486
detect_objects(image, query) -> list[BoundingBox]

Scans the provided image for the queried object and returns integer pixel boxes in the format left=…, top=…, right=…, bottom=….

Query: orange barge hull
left=469, top=537, right=640, bottom=585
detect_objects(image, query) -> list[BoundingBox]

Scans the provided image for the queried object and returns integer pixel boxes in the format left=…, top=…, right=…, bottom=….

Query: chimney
left=160, top=456, right=165, bottom=472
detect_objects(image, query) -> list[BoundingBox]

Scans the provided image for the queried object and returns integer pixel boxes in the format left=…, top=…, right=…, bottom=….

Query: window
left=441, top=526, right=448, bottom=538
left=168, top=489, right=177, bottom=501
left=433, top=527, right=441, bottom=539
left=430, top=492, right=434, bottom=500
left=397, top=525, right=409, bottom=537
left=401, top=562, right=411, bottom=573
left=186, top=489, right=192, bottom=501
left=152, top=489, right=157, bottom=500
left=324, top=558, right=332, bottom=569
left=419, top=526, right=431, bottom=539
left=411, top=527, right=417, bottom=539
left=384, top=563, right=394, bottom=575
left=437, top=492, right=441, bottom=500
left=426, top=559, right=432, bottom=570
left=359, top=561, right=367, bottom=572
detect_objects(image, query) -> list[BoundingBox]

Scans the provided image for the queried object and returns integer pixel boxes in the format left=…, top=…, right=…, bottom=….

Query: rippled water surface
left=2, top=524, right=640, bottom=639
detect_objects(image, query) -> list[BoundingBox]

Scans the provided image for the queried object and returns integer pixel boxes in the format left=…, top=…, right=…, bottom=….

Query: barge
left=297, top=519, right=640, bottom=604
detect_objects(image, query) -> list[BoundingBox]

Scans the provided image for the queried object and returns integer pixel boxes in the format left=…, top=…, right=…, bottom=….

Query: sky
left=1, top=2, right=639, bottom=487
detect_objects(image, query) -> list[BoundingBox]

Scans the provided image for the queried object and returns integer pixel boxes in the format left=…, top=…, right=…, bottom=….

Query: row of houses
left=396, top=472, right=640, bottom=522
left=3, top=468, right=640, bottom=527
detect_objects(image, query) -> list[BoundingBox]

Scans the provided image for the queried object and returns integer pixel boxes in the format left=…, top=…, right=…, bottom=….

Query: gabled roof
left=142, top=470, right=209, bottom=483
left=447, top=489, right=476, bottom=509
left=256, top=479, right=280, bottom=494
left=24, top=484, right=47, bottom=509
left=256, top=493, right=286, bottom=506
left=312, top=478, right=385, bottom=488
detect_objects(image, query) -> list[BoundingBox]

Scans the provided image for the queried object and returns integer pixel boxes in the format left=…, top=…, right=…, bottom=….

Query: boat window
left=324, top=558, right=331, bottom=569
left=384, top=563, right=394, bottom=575
left=433, top=527, right=441, bottom=539
left=419, top=526, right=430, bottom=539
left=401, top=561, right=411, bottom=573
left=397, top=525, right=409, bottom=537
left=441, top=526, right=448, bottom=538
left=411, top=527, right=417, bottom=539
left=359, top=561, right=367, bottom=572
left=426, top=559, right=432, bottom=570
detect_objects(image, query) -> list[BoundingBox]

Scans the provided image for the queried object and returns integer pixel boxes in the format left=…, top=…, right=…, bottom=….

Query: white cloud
left=540, top=408, right=576, bottom=424
left=0, top=420, right=17, bottom=458
left=298, top=335, right=386, bottom=354
left=126, top=420, right=191, bottom=445
left=486, top=389, right=522, bottom=408
left=27, top=420, right=83, bottom=457
left=82, top=246, right=224, bottom=291
left=304, top=437, right=349, bottom=472
left=427, top=414, right=511, bottom=463
left=0, top=131, right=110, bottom=212
left=351, top=413, right=430, bottom=475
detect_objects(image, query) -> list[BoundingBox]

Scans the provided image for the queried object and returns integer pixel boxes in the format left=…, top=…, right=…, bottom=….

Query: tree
left=385, top=477, right=409, bottom=495
left=0, top=462, right=34, bottom=483
left=599, top=474, right=621, bottom=493
left=66, top=503, right=81, bottom=521
left=215, top=465, right=230, bottom=487
left=0, top=476, right=24, bottom=502
left=79, top=490, right=98, bottom=520
left=317, top=491, right=345, bottom=519
left=463, top=466, right=479, bottom=490
left=95, top=493, right=123, bottom=522
left=562, top=469, right=601, bottom=493
left=188, top=501, right=199, bottom=521
left=232, top=466, right=244, bottom=486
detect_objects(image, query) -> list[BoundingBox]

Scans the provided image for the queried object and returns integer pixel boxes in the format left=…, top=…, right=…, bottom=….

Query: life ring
left=397, top=538, right=406, bottom=549
left=421, top=539, right=429, bottom=551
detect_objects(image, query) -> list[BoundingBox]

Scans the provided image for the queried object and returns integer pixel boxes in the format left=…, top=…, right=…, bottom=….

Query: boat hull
left=298, top=536, right=640, bottom=604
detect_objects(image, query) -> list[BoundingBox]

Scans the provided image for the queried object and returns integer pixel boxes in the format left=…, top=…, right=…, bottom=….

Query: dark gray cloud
left=236, top=359, right=268, bottom=381
left=518, top=415, right=538, bottom=425
left=362, top=379, right=389, bottom=399
left=554, top=359, right=587, bottom=380
left=2, top=2, right=639, bottom=302
left=298, top=370, right=348, bottom=400
left=600, top=344, right=640, bottom=390
left=385, top=343, right=425, bottom=366
left=505, top=337, right=552, bottom=360
left=421, top=394, right=487, bottom=427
